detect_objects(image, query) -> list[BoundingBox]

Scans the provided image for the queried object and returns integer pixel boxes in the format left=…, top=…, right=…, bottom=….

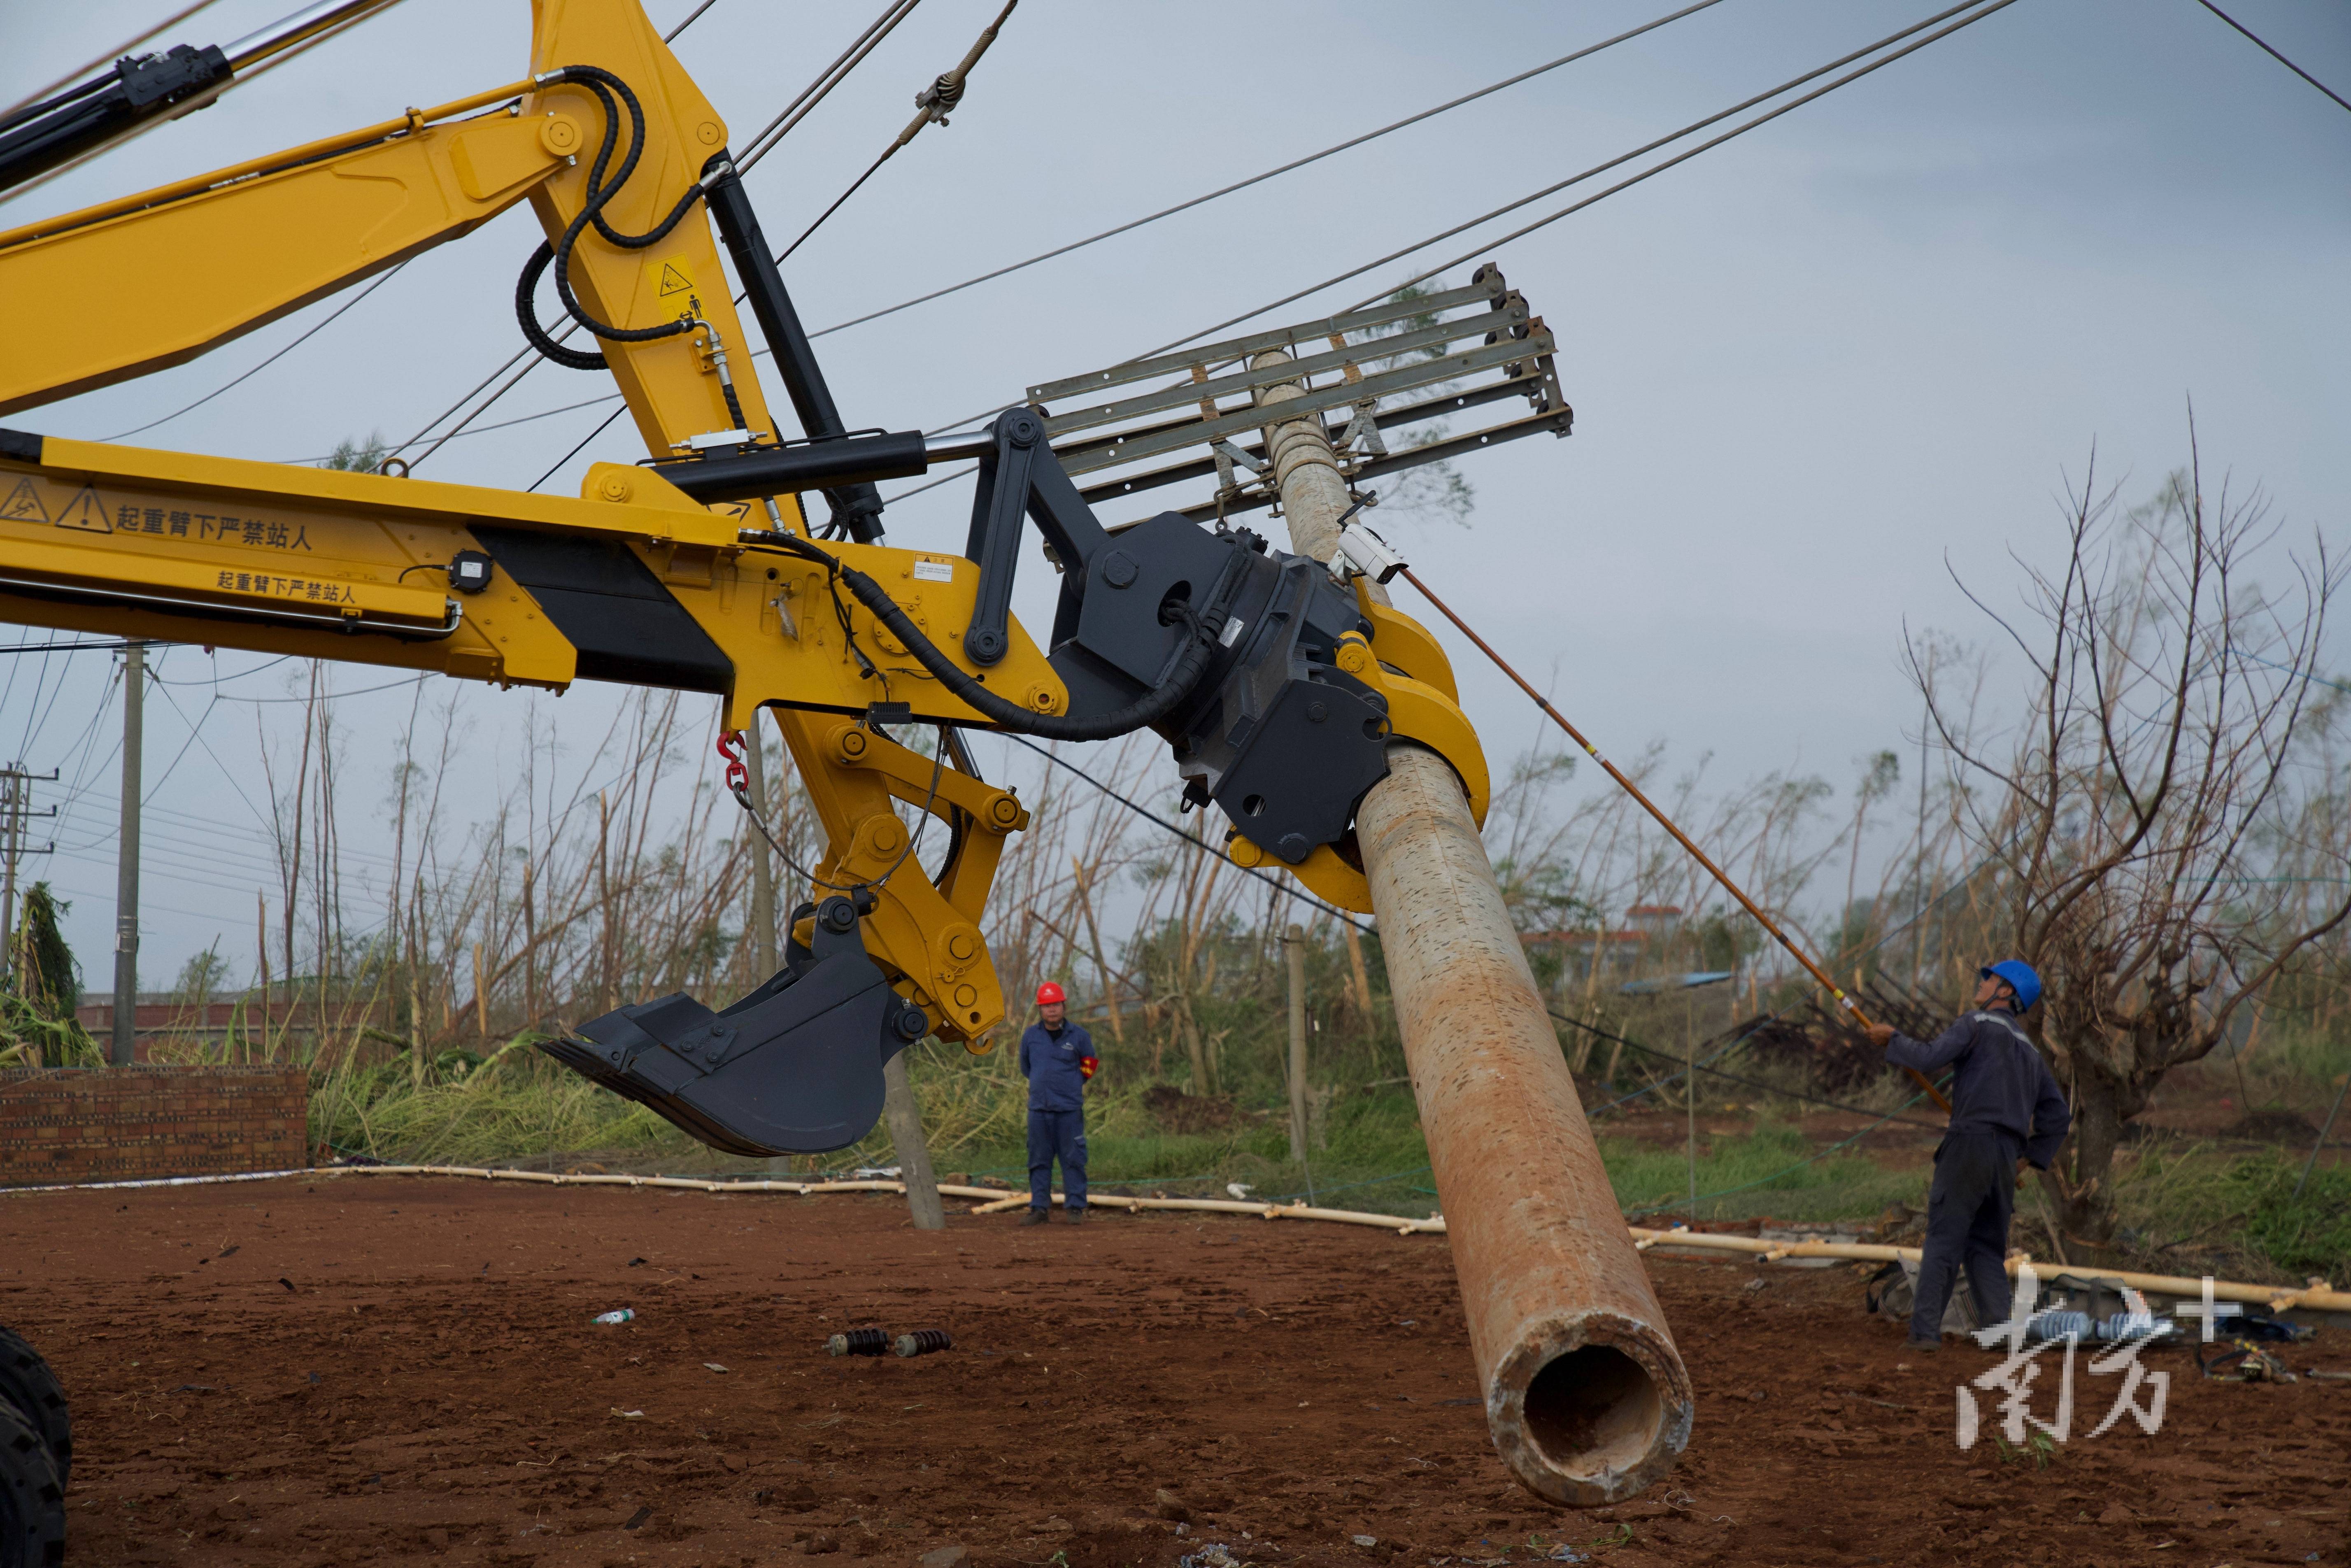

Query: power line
left=102, top=261, right=411, bottom=442
left=1152, top=0, right=2023, bottom=359
left=994, top=732, right=1371, bottom=932
left=732, top=0, right=923, bottom=174
left=794, top=0, right=1734, bottom=343
left=397, top=0, right=915, bottom=474
left=468, top=0, right=1736, bottom=483
left=272, top=393, right=619, bottom=464
left=71, top=0, right=721, bottom=452
left=906, top=0, right=2024, bottom=445
left=2193, top=0, right=2351, bottom=116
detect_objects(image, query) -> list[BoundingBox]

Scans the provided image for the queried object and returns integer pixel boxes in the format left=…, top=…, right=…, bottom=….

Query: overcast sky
left=3, top=0, right=2346, bottom=989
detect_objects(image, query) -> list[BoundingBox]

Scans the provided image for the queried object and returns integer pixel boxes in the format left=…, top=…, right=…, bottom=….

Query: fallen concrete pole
left=1254, top=351, right=1691, bottom=1506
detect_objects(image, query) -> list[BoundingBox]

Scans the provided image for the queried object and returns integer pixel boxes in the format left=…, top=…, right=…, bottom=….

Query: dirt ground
left=0, top=1176, right=2344, bottom=1568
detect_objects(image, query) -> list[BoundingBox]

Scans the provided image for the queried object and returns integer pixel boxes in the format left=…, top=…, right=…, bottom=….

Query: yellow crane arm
left=0, top=0, right=1488, bottom=1160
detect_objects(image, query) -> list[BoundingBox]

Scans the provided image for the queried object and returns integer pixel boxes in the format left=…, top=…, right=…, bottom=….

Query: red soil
left=0, top=1176, right=2343, bottom=1567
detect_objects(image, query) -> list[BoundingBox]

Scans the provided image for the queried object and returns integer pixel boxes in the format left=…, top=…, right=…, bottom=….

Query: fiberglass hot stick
left=1392, top=564, right=1953, bottom=1116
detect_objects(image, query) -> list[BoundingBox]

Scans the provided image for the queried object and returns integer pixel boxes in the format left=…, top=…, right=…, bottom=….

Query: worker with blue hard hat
left=1865, top=959, right=2072, bottom=1352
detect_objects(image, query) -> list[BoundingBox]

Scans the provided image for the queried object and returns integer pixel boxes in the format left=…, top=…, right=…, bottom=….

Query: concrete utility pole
left=111, top=642, right=146, bottom=1067
left=1285, top=924, right=1309, bottom=1163
left=881, top=1053, right=946, bottom=1229
left=1253, top=351, right=1690, bottom=1505
left=743, top=713, right=794, bottom=1181
left=743, top=714, right=780, bottom=977
left=0, top=765, right=21, bottom=961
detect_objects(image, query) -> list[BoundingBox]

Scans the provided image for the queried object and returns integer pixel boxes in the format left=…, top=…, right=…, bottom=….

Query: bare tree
left=1913, top=433, right=2349, bottom=1249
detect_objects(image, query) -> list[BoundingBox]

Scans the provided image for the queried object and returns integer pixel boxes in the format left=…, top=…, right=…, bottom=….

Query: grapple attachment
left=537, top=894, right=930, bottom=1156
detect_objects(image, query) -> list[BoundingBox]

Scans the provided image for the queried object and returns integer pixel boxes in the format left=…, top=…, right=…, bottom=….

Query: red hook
left=716, top=730, right=749, bottom=793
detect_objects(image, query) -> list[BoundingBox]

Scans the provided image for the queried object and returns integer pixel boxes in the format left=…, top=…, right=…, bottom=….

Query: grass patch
left=1602, top=1119, right=1924, bottom=1225
left=304, top=1049, right=2347, bottom=1284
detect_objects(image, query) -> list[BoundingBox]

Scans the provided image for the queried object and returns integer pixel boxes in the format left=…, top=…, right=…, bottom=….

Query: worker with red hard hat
left=1018, top=982, right=1099, bottom=1226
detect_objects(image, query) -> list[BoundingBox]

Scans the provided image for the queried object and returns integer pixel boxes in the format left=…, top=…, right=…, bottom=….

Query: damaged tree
left=1914, top=433, right=2350, bottom=1253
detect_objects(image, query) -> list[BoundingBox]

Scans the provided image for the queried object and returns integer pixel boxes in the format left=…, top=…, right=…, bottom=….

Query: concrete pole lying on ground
left=1253, top=351, right=1692, bottom=1505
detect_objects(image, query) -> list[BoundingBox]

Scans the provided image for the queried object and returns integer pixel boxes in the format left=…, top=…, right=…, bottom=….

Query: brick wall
left=0, top=1065, right=311, bottom=1188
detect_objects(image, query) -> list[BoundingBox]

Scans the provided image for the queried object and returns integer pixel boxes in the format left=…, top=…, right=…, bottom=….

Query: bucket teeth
left=536, top=896, right=926, bottom=1156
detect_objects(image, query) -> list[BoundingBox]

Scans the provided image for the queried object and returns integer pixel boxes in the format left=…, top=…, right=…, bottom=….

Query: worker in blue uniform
left=1018, top=982, right=1097, bottom=1226
left=1865, top=960, right=2072, bottom=1352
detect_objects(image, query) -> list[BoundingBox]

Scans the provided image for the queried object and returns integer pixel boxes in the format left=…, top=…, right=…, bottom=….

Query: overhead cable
left=1152, top=0, right=2024, bottom=358
left=733, top=0, right=924, bottom=174
left=994, top=732, right=1371, bottom=932
left=483, top=0, right=1732, bottom=473
left=397, top=0, right=912, bottom=471
left=71, top=0, right=715, bottom=449
left=2192, top=0, right=2351, bottom=116
left=525, top=0, right=950, bottom=489
left=773, top=0, right=1019, bottom=266
left=103, top=260, right=411, bottom=441
left=907, top=0, right=2023, bottom=445
left=795, top=0, right=1734, bottom=341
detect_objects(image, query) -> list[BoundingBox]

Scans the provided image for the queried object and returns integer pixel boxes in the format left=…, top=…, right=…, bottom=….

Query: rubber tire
left=0, top=1398, right=64, bottom=1568
left=0, top=1333, right=67, bottom=1489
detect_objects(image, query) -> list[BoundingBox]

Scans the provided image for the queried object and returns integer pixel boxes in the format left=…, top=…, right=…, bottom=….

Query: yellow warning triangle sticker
left=656, top=261, right=695, bottom=298
left=54, top=485, right=109, bottom=533
left=0, top=477, right=48, bottom=524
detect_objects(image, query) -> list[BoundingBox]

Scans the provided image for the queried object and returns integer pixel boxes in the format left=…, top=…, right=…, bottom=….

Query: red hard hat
left=1036, top=982, right=1066, bottom=1005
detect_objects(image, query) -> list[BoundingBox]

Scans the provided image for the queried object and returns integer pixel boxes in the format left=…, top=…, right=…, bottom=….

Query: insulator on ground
left=826, top=1327, right=889, bottom=1357
left=893, top=1329, right=953, bottom=1358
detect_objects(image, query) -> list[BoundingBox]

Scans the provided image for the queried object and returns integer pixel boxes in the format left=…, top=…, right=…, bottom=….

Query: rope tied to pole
left=1390, top=562, right=1952, bottom=1115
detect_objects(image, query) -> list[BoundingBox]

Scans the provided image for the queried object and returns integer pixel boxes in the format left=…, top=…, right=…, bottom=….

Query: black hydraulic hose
left=515, top=241, right=608, bottom=371
left=745, top=531, right=1234, bottom=742
left=518, top=65, right=721, bottom=363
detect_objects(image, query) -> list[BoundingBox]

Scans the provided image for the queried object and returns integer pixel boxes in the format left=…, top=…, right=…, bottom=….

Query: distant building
left=1525, top=905, right=1688, bottom=988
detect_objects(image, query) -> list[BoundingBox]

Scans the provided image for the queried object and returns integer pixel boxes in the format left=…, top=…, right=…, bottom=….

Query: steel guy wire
left=2192, top=0, right=2351, bottom=116
left=770, top=0, right=1020, bottom=269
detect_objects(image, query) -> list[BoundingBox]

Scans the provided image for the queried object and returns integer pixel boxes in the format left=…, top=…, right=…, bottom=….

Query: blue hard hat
left=1979, top=960, right=2042, bottom=1011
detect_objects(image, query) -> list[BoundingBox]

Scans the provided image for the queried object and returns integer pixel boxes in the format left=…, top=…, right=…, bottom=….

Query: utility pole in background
left=0, top=762, right=57, bottom=988
left=743, top=715, right=779, bottom=977
left=112, top=642, right=146, bottom=1067
left=743, top=714, right=791, bottom=1180
left=1284, top=924, right=1308, bottom=1163
left=1252, top=349, right=1690, bottom=1503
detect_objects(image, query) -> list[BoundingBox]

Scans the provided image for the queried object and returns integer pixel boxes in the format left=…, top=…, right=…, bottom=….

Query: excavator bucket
left=537, top=895, right=930, bottom=1156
